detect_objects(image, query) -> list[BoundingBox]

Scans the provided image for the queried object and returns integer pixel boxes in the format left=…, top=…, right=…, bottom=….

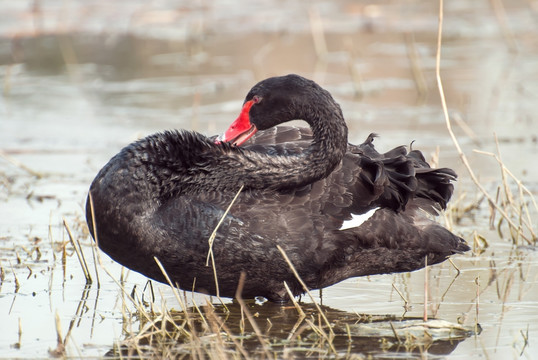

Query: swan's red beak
left=216, top=100, right=258, bottom=146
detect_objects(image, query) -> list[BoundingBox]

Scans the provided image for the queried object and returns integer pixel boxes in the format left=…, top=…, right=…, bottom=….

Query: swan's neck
left=139, top=102, right=347, bottom=197
left=235, top=101, right=348, bottom=191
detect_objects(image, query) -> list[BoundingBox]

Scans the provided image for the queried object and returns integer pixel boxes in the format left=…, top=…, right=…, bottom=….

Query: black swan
left=86, top=74, right=469, bottom=302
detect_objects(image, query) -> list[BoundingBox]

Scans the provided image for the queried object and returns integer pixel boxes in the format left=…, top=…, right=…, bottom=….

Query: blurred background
left=1, top=0, right=537, bottom=175
left=1, top=0, right=537, bottom=358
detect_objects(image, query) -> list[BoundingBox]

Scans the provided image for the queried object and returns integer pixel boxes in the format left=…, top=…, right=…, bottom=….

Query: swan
left=86, top=74, right=469, bottom=302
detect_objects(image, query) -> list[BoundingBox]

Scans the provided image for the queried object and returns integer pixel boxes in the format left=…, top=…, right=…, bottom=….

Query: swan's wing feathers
left=243, top=126, right=313, bottom=156
left=340, top=152, right=416, bottom=214
left=414, top=167, right=456, bottom=212
left=347, top=136, right=457, bottom=214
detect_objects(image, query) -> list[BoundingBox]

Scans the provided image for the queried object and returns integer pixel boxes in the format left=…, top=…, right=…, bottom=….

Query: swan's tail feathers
left=453, top=236, right=471, bottom=254
left=414, top=167, right=457, bottom=211
left=418, top=221, right=471, bottom=265
left=352, top=135, right=458, bottom=214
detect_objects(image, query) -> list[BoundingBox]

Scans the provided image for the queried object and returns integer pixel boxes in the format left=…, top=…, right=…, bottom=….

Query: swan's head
left=217, top=74, right=326, bottom=146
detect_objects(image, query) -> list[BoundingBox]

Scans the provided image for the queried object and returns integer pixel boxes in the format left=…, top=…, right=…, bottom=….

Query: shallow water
left=1, top=0, right=538, bottom=358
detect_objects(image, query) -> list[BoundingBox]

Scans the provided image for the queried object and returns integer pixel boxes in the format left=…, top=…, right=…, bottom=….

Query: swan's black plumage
left=86, top=74, right=469, bottom=302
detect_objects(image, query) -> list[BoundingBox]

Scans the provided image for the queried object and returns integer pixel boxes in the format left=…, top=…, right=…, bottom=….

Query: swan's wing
left=242, top=127, right=456, bottom=222
left=242, top=125, right=313, bottom=155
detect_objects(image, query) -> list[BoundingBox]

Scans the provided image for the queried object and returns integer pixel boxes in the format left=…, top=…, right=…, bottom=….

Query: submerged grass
left=102, top=283, right=479, bottom=359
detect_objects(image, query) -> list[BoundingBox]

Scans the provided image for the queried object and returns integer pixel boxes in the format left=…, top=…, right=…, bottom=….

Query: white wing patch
left=339, top=207, right=379, bottom=231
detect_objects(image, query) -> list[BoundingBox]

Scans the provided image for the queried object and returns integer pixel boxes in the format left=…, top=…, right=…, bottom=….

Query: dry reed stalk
left=48, top=311, right=66, bottom=357
left=391, top=283, right=410, bottom=311
left=153, top=257, right=206, bottom=359
left=57, top=34, right=84, bottom=85
left=472, top=232, right=489, bottom=255
left=452, top=113, right=479, bottom=145
left=87, top=192, right=99, bottom=249
left=140, top=280, right=155, bottom=311
left=204, top=303, right=252, bottom=360
left=18, top=245, right=33, bottom=258
left=430, top=145, right=441, bottom=169
left=124, top=302, right=186, bottom=359
left=0, top=149, right=43, bottom=178
left=48, top=212, right=57, bottom=262
left=283, top=281, right=309, bottom=344
left=0, top=264, right=4, bottom=293
left=489, top=0, right=518, bottom=52
left=153, top=257, right=188, bottom=312
left=60, top=242, right=67, bottom=282
left=447, top=192, right=484, bottom=227
left=86, top=192, right=101, bottom=287
left=423, top=256, right=428, bottom=322
left=303, top=317, right=332, bottom=356
left=157, top=298, right=186, bottom=337
left=15, top=317, right=22, bottom=349
left=404, top=32, right=428, bottom=102
left=206, top=185, right=244, bottom=298
left=100, top=263, right=160, bottom=332
left=435, top=0, right=535, bottom=245
left=201, top=305, right=229, bottom=360
left=519, top=325, right=529, bottom=356
left=492, top=134, right=530, bottom=241
left=276, top=245, right=336, bottom=352
left=191, top=295, right=209, bottom=330
left=3, top=64, right=12, bottom=95
left=448, top=258, right=461, bottom=276
left=389, top=321, right=402, bottom=344
left=475, top=276, right=480, bottom=333
left=473, top=140, right=537, bottom=242
left=431, top=268, right=459, bottom=318
left=26, top=265, right=33, bottom=279
left=284, top=281, right=306, bottom=318
left=63, top=218, right=92, bottom=284
left=501, top=269, right=515, bottom=305
left=343, top=37, right=364, bottom=98
left=286, top=321, right=313, bottom=348
left=235, top=272, right=272, bottom=359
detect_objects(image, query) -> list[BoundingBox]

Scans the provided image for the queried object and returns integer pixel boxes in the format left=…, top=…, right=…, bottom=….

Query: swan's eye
left=252, top=95, right=262, bottom=104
